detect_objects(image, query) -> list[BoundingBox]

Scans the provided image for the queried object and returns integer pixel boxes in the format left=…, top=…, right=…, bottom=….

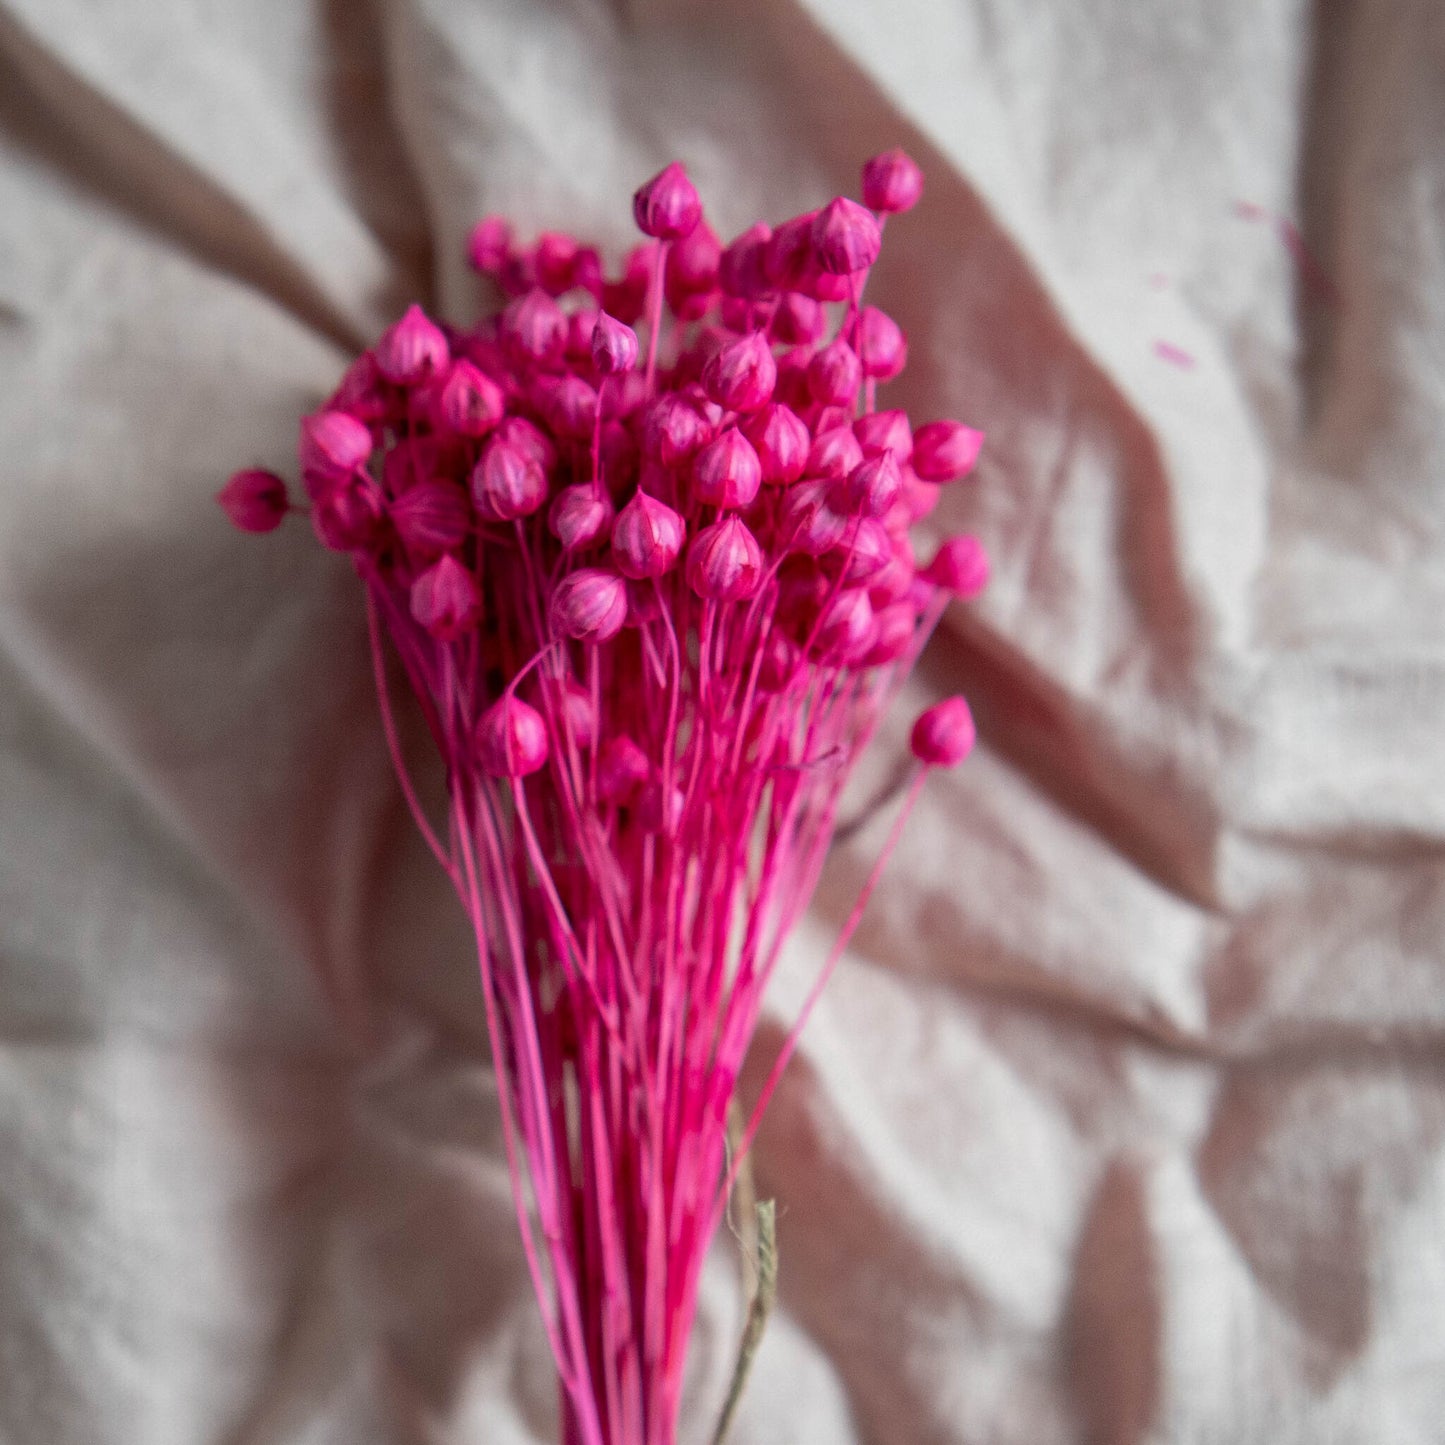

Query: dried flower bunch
left=222, top=149, right=987, bottom=1445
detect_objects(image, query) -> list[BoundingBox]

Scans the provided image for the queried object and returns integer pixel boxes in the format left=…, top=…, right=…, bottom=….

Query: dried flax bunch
left=221, top=150, right=989, bottom=1445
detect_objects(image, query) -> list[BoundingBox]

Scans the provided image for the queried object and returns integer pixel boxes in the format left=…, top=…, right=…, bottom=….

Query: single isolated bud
left=808, top=337, right=862, bottom=408
left=299, top=409, right=372, bottom=486
left=375, top=304, right=450, bottom=386
left=217, top=469, right=289, bottom=533
left=410, top=555, right=481, bottom=639
left=476, top=695, right=550, bottom=778
left=811, top=196, right=882, bottom=275
left=549, top=484, right=615, bottom=551
left=692, top=428, right=762, bottom=508
left=861, top=149, right=924, bottom=214
left=911, top=420, right=985, bottom=481
left=591, top=312, right=640, bottom=375
left=702, top=331, right=777, bottom=412
left=612, top=490, right=685, bottom=579
left=632, top=161, right=702, bottom=241
left=910, top=696, right=976, bottom=767
left=921, top=535, right=990, bottom=597
left=742, top=403, right=810, bottom=486
left=472, top=438, right=549, bottom=521
left=687, top=515, right=764, bottom=601
left=856, top=306, right=907, bottom=380
left=391, top=480, right=472, bottom=555
left=597, top=735, right=651, bottom=804
left=550, top=568, right=629, bottom=644
left=436, top=360, right=505, bottom=437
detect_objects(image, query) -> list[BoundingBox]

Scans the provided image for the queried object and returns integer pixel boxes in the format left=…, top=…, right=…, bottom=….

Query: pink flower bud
left=830, top=517, right=893, bottom=584
left=602, top=244, right=655, bottom=324
left=837, top=453, right=903, bottom=517
left=861, top=149, right=924, bottom=214
left=436, top=360, right=505, bottom=437
left=770, top=292, right=826, bottom=346
left=766, top=213, right=816, bottom=291
left=502, top=288, right=567, bottom=364
left=921, top=535, right=990, bottom=596
left=312, top=475, right=385, bottom=552
left=299, top=410, right=372, bottom=487
left=549, top=484, right=614, bottom=551
left=472, top=439, right=549, bottom=521
left=806, top=425, right=864, bottom=483
left=808, top=337, right=862, bottom=408
left=687, top=515, right=764, bottom=601
left=899, top=468, right=942, bottom=522
left=329, top=352, right=391, bottom=423
left=742, top=403, right=810, bottom=486
left=666, top=221, right=721, bottom=302
left=217, top=468, right=289, bottom=533
left=597, top=735, right=650, bottom=803
left=391, top=480, right=472, bottom=555
left=811, top=197, right=882, bottom=275
left=757, top=632, right=802, bottom=691
left=856, top=306, right=907, bottom=379
left=477, top=695, right=550, bottom=778
left=779, top=480, right=848, bottom=556
left=467, top=215, right=512, bottom=273
left=612, top=490, right=685, bottom=579
left=540, top=376, right=599, bottom=439
left=862, top=603, right=917, bottom=665
left=534, top=231, right=579, bottom=295
left=632, top=161, right=702, bottom=241
left=493, top=415, right=557, bottom=474
left=702, top=331, right=776, bottom=412
left=375, top=304, right=450, bottom=385
left=911, top=420, right=985, bottom=481
left=867, top=536, right=916, bottom=605
left=550, top=568, right=629, bottom=643
left=554, top=676, right=597, bottom=748
left=910, top=696, right=975, bottom=767
left=601, top=370, right=650, bottom=420
left=591, top=312, right=639, bottom=374
left=854, top=409, right=913, bottom=463
left=642, top=393, right=714, bottom=465
left=812, top=588, right=877, bottom=661
left=719, top=223, right=773, bottom=298
left=410, top=555, right=481, bottom=639
left=692, top=428, right=762, bottom=508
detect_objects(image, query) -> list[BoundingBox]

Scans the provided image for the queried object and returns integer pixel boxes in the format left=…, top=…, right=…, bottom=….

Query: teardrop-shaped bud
left=540, top=376, right=598, bottom=439
left=476, top=695, right=550, bottom=778
left=312, top=475, right=385, bottom=552
left=861, top=150, right=924, bottom=214
left=375, top=304, right=450, bottom=386
left=436, top=360, right=505, bottom=437
left=779, top=480, right=848, bottom=556
left=765, top=213, right=817, bottom=291
left=642, top=393, right=714, bottom=466
left=632, top=162, right=702, bottom=241
left=829, top=517, right=894, bottom=584
left=467, top=216, right=513, bottom=273
left=329, top=352, right=391, bottom=423
left=493, top=415, right=557, bottom=473
left=665, top=221, right=722, bottom=305
left=391, top=480, right=472, bottom=555
left=808, top=337, right=862, bottom=408
left=218, top=469, right=289, bottom=533
left=770, top=292, right=826, bottom=346
left=837, top=453, right=903, bottom=518
left=550, top=568, right=629, bottom=643
left=853, top=409, right=913, bottom=463
left=862, top=602, right=918, bottom=665
left=911, top=420, right=985, bottom=481
left=910, top=696, right=975, bottom=767
left=702, top=331, right=776, bottom=412
left=591, top=312, right=640, bottom=375
left=687, top=515, right=764, bottom=601
left=742, top=403, right=810, bottom=486
left=502, top=288, right=567, bottom=364
left=597, top=735, right=651, bottom=804
left=811, top=197, right=882, bottom=275
left=612, top=490, right=685, bottom=579
left=410, top=555, right=481, bottom=639
left=719, top=223, right=773, bottom=299
left=299, top=410, right=372, bottom=488
left=471, top=439, right=549, bottom=521
left=921, top=535, right=990, bottom=597
left=856, top=306, right=907, bottom=380
left=811, top=588, right=877, bottom=662
left=549, top=484, right=615, bottom=551
left=534, top=230, right=580, bottom=295
left=806, top=425, right=864, bottom=483
left=692, top=428, right=762, bottom=508
left=867, top=534, right=916, bottom=605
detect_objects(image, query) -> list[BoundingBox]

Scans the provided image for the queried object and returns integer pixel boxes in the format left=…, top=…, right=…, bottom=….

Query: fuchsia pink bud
left=702, top=331, right=776, bottom=412
left=217, top=469, right=289, bottom=533
left=437, top=360, right=505, bottom=437
left=838, top=453, right=903, bottom=518
left=541, top=376, right=599, bottom=439
left=534, top=231, right=579, bottom=295
left=632, top=162, right=702, bottom=241
left=757, top=632, right=802, bottom=691
left=330, top=352, right=390, bottom=423
left=591, top=312, right=639, bottom=374
left=854, top=409, right=913, bottom=463
left=692, top=428, right=762, bottom=508
left=861, top=149, right=924, bottom=214
left=597, top=735, right=650, bottom=804
left=493, top=415, right=556, bottom=473
left=806, top=425, right=865, bottom=483
left=503, top=288, right=567, bottom=364
left=312, top=476, right=384, bottom=552
left=467, top=215, right=512, bottom=272
left=856, top=306, right=907, bottom=380
left=410, top=555, right=481, bottom=639
left=476, top=695, right=550, bottom=778
left=555, top=676, right=597, bottom=748
left=770, top=293, right=826, bottom=346
left=862, top=603, right=917, bottom=665
left=910, top=696, right=975, bottom=766
left=811, top=197, right=882, bottom=274
left=830, top=517, right=893, bottom=584
left=550, top=568, right=629, bottom=643
left=299, top=409, right=372, bottom=485
left=921, top=535, right=990, bottom=596
left=911, top=420, right=985, bottom=481
left=779, top=481, right=848, bottom=556
left=472, top=438, right=548, bottom=521
left=813, top=589, right=877, bottom=662
left=643, top=393, right=714, bottom=465
left=391, top=480, right=471, bottom=555
left=687, top=516, right=764, bottom=601
left=612, top=491, right=685, bottom=579
left=719, top=223, right=772, bottom=299
left=375, top=304, right=449, bottom=385
left=549, top=485, right=614, bottom=551
left=766, top=214, right=816, bottom=291
left=742, top=404, right=810, bottom=485
left=809, top=337, right=862, bottom=408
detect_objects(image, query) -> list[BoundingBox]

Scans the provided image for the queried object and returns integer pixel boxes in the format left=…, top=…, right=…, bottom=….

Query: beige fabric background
left=2, top=1, right=1444, bottom=1442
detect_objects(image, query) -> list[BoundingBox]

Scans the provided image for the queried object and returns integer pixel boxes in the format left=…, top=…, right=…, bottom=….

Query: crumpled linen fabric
left=2, top=0, right=1443, bottom=1441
